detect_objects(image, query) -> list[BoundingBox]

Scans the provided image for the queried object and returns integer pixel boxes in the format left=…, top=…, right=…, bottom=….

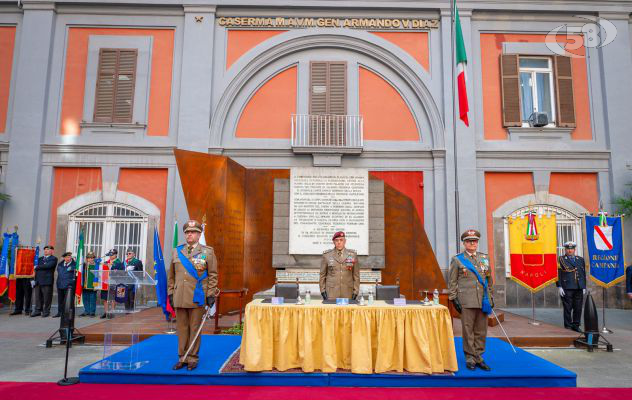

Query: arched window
left=67, top=202, right=149, bottom=265
left=502, top=204, right=583, bottom=277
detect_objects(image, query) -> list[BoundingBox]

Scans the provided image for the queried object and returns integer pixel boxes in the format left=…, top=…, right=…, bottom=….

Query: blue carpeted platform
left=79, top=335, right=576, bottom=387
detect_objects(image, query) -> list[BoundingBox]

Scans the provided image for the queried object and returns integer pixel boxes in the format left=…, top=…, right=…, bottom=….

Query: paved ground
left=0, top=304, right=118, bottom=382
left=507, top=307, right=632, bottom=387
left=0, top=304, right=630, bottom=386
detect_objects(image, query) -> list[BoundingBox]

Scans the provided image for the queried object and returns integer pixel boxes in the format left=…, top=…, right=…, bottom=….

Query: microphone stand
left=57, top=260, right=83, bottom=385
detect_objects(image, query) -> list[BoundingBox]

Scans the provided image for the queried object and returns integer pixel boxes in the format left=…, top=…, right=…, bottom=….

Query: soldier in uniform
left=123, top=249, right=144, bottom=312
left=31, top=245, right=57, bottom=317
left=448, top=229, right=494, bottom=371
left=319, top=231, right=359, bottom=300
left=556, top=241, right=586, bottom=332
left=168, top=220, right=219, bottom=371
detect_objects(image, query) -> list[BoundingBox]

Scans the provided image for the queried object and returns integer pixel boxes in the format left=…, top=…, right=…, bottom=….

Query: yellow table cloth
left=239, top=299, right=458, bottom=374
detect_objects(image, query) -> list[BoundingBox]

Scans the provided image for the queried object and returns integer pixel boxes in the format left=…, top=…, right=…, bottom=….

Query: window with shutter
left=309, top=61, right=347, bottom=146
left=93, top=48, right=138, bottom=123
left=500, top=54, right=576, bottom=129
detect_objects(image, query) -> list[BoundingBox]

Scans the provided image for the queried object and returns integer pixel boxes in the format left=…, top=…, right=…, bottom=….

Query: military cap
left=332, top=231, right=346, bottom=240
left=183, top=219, right=203, bottom=233
left=126, top=248, right=136, bottom=255
left=44, top=245, right=54, bottom=250
left=105, top=248, right=118, bottom=256
left=86, top=252, right=96, bottom=259
left=461, top=229, right=481, bottom=242
left=563, top=241, right=577, bottom=249
left=62, top=251, right=72, bottom=257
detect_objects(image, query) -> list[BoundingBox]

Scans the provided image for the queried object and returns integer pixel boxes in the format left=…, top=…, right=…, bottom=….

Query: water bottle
left=368, top=289, right=374, bottom=305
left=433, top=288, right=440, bottom=305
left=306, top=290, right=311, bottom=304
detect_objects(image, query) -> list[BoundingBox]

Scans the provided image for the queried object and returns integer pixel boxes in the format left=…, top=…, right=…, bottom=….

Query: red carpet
left=0, top=382, right=630, bottom=400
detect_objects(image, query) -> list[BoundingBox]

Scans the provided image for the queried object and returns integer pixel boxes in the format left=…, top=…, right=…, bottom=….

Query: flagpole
left=451, top=0, right=461, bottom=249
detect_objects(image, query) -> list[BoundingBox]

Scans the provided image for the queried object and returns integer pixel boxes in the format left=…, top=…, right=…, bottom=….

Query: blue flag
left=153, top=228, right=171, bottom=320
left=0, top=233, right=11, bottom=295
left=585, top=215, right=626, bottom=288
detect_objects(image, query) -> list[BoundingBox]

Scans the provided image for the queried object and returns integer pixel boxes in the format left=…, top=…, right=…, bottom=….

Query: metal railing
left=291, top=114, right=363, bottom=148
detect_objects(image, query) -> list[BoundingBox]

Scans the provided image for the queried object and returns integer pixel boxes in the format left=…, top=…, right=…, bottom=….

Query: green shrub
left=221, top=322, right=243, bottom=335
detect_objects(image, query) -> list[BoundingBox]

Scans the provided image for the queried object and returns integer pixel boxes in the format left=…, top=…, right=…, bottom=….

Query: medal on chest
left=192, top=253, right=207, bottom=271
left=479, top=256, right=489, bottom=273
left=345, top=256, right=354, bottom=271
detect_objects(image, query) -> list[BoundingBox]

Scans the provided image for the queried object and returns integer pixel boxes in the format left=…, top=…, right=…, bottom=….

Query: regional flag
left=585, top=215, right=626, bottom=288
left=508, top=213, right=558, bottom=292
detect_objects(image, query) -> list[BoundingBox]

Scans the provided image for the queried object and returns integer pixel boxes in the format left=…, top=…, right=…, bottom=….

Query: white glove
left=126, top=266, right=134, bottom=272
left=558, top=287, right=565, bottom=297
left=583, top=289, right=586, bottom=295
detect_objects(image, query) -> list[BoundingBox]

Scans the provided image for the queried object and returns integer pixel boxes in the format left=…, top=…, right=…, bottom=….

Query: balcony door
left=309, top=61, right=347, bottom=146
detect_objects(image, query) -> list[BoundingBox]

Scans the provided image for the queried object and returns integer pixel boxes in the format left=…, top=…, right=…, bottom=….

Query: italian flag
left=526, top=212, right=539, bottom=237
left=172, top=219, right=179, bottom=249
left=75, top=230, right=85, bottom=302
left=454, top=0, right=469, bottom=126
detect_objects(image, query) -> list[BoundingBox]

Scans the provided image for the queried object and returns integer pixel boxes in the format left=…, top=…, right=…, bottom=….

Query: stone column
left=177, top=5, right=216, bottom=152
left=2, top=1, right=56, bottom=242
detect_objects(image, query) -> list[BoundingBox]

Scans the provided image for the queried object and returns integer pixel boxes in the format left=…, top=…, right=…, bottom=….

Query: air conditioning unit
left=528, top=112, right=549, bottom=127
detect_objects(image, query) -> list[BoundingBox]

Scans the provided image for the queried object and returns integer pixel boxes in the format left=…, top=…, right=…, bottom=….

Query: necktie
left=188, top=246, right=193, bottom=255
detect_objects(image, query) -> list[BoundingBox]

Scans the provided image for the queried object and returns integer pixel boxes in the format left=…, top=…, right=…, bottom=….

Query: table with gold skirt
left=239, top=299, right=458, bottom=374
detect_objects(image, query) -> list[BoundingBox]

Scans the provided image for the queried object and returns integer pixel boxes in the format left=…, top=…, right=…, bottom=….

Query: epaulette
left=347, top=248, right=357, bottom=254
left=323, top=248, right=333, bottom=254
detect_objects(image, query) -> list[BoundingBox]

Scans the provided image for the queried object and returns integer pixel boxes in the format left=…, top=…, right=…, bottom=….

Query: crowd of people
left=9, top=247, right=144, bottom=319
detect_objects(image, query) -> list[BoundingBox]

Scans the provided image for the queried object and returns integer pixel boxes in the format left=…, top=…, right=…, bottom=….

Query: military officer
left=168, top=220, right=219, bottom=371
left=556, top=241, right=586, bottom=332
left=123, top=249, right=144, bottom=312
left=319, top=231, right=359, bottom=300
left=448, top=229, right=494, bottom=371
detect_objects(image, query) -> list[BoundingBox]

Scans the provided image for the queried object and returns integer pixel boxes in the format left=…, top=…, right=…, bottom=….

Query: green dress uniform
left=319, top=247, right=360, bottom=299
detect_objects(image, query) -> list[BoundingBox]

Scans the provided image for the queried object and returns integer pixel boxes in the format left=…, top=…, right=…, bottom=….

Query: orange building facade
left=0, top=0, right=630, bottom=307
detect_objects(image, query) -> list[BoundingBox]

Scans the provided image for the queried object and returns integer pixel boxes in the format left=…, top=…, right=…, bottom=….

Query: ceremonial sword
left=180, top=304, right=214, bottom=363
left=491, top=307, right=516, bottom=353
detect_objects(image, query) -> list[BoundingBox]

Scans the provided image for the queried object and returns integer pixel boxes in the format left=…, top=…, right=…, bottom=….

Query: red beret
left=332, top=231, right=345, bottom=240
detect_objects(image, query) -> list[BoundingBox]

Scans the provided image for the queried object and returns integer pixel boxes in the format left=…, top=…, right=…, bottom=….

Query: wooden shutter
left=309, top=61, right=347, bottom=115
left=328, top=62, right=346, bottom=146
left=309, top=62, right=347, bottom=146
left=328, top=62, right=346, bottom=115
left=94, top=49, right=117, bottom=122
left=554, top=56, right=576, bottom=128
left=93, top=49, right=138, bottom=123
left=500, top=54, right=522, bottom=127
left=309, top=61, right=328, bottom=115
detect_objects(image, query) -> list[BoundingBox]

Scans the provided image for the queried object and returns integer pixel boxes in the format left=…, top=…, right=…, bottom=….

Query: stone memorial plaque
left=289, top=167, right=369, bottom=255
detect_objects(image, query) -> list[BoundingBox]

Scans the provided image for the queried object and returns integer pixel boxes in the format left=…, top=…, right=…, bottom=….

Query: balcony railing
left=291, top=114, right=363, bottom=152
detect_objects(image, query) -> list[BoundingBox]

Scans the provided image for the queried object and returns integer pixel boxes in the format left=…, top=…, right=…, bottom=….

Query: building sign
left=289, top=167, right=369, bottom=255
left=218, top=17, right=439, bottom=30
